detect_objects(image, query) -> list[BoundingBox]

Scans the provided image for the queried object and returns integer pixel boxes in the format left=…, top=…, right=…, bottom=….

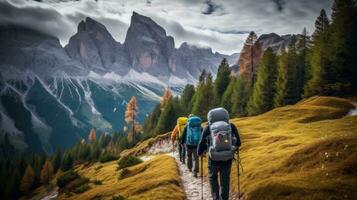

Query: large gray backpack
left=207, top=108, right=237, bottom=161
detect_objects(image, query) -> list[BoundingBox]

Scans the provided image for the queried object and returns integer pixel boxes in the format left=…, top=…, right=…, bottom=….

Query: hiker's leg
left=219, top=162, right=232, bottom=200
left=178, top=144, right=182, bottom=161
left=208, top=163, right=220, bottom=200
left=182, top=145, right=186, bottom=164
left=187, top=148, right=193, bottom=170
left=193, top=148, right=199, bottom=174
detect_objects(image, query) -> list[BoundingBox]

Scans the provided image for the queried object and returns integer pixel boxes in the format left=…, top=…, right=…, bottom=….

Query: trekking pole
left=201, top=155, right=203, bottom=200
left=236, top=149, right=243, bottom=200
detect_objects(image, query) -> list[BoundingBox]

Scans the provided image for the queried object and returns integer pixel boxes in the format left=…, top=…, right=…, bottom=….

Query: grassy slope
left=57, top=155, right=185, bottom=200
left=53, top=96, right=356, bottom=200
left=227, top=96, right=357, bottom=200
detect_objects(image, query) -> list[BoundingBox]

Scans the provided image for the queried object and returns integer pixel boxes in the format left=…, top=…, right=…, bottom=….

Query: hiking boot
left=193, top=172, right=198, bottom=178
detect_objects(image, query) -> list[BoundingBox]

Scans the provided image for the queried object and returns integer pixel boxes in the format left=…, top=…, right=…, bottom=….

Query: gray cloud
left=202, top=0, right=224, bottom=15
left=0, top=0, right=75, bottom=40
left=0, top=0, right=334, bottom=54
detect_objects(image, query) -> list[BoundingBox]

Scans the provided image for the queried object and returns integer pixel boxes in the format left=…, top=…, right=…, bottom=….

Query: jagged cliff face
left=0, top=12, right=238, bottom=153
left=65, top=17, right=130, bottom=75
left=124, top=12, right=175, bottom=77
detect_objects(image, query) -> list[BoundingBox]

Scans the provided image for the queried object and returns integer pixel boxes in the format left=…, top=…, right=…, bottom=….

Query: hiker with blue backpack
left=198, top=108, right=241, bottom=200
left=180, top=114, right=202, bottom=178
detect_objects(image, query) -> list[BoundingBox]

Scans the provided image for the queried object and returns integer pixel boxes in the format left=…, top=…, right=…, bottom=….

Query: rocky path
left=347, top=102, right=357, bottom=116
left=40, top=187, right=58, bottom=200
left=140, top=140, right=212, bottom=200
left=171, top=152, right=212, bottom=200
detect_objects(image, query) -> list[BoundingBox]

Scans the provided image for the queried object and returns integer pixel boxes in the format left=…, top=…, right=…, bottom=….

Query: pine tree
left=88, top=128, right=96, bottom=143
left=326, top=0, right=357, bottom=94
left=231, top=76, right=250, bottom=117
left=155, top=97, right=181, bottom=134
left=304, top=9, right=330, bottom=97
left=274, top=37, right=301, bottom=107
left=40, top=160, right=53, bottom=185
left=51, top=150, right=62, bottom=173
left=179, top=84, right=195, bottom=115
left=142, top=104, right=161, bottom=138
left=20, top=165, right=35, bottom=194
left=297, top=28, right=311, bottom=89
left=125, top=96, right=139, bottom=143
left=61, top=153, right=73, bottom=171
left=247, top=47, right=278, bottom=115
left=214, top=58, right=231, bottom=105
left=192, top=73, right=215, bottom=120
left=221, top=77, right=236, bottom=113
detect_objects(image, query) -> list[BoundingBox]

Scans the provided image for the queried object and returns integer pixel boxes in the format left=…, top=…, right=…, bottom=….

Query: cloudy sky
left=0, top=0, right=333, bottom=54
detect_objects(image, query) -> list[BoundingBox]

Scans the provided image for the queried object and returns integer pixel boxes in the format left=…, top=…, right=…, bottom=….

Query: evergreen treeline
left=0, top=131, right=131, bottom=199
left=142, top=0, right=357, bottom=137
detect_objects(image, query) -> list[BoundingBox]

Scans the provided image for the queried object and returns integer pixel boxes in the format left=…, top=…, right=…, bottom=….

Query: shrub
left=111, top=195, right=126, bottom=200
left=118, top=168, right=130, bottom=180
left=56, top=170, right=79, bottom=188
left=99, top=153, right=118, bottom=163
left=73, top=183, right=90, bottom=194
left=117, top=156, right=142, bottom=170
left=93, top=179, right=103, bottom=185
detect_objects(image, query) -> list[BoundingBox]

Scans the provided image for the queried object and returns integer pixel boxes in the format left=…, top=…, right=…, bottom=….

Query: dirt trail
left=347, top=102, right=357, bottom=116
left=40, top=187, right=58, bottom=200
left=140, top=140, right=212, bottom=200
left=170, top=152, right=212, bottom=200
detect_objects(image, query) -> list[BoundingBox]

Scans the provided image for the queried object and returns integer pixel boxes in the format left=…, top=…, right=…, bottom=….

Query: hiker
left=180, top=114, right=202, bottom=177
left=197, top=108, right=241, bottom=200
left=171, top=117, right=188, bottom=163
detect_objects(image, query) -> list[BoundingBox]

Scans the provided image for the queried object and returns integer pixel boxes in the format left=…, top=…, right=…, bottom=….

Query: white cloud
left=0, top=0, right=333, bottom=54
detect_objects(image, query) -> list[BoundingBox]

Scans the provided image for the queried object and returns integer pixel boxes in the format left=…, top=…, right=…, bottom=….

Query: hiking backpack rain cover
left=186, top=116, right=202, bottom=146
left=207, top=108, right=237, bottom=161
left=177, top=117, right=188, bottom=140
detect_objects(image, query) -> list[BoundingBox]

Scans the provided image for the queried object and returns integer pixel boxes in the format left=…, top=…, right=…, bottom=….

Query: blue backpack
left=186, top=116, right=202, bottom=146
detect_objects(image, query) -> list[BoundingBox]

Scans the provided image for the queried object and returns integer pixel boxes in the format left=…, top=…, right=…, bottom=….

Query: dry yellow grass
left=52, top=96, right=357, bottom=200
left=226, top=96, right=357, bottom=200
left=57, top=154, right=185, bottom=200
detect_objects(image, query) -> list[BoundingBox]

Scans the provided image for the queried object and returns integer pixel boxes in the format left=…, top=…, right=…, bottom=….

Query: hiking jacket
left=170, top=125, right=180, bottom=141
left=180, top=125, right=203, bottom=149
left=197, top=123, right=241, bottom=166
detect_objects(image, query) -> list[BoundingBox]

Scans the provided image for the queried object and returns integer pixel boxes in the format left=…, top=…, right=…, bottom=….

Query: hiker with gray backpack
left=197, top=108, right=241, bottom=200
left=180, top=114, right=202, bottom=178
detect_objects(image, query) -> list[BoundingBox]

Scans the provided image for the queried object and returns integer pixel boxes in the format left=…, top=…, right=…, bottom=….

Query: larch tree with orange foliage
left=20, top=165, right=35, bottom=194
left=88, top=128, right=96, bottom=143
left=125, top=96, right=141, bottom=143
left=161, top=88, right=172, bottom=110
left=40, top=160, right=53, bottom=185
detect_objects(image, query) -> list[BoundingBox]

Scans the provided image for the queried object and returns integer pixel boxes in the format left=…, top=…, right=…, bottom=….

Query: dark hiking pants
left=208, top=162, right=232, bottom=200
left=187, top=147, right=199, bottom=173
left=178, top=144, right=186, bottom=163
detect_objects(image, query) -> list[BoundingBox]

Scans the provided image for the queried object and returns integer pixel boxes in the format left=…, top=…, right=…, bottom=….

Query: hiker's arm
left=171, top=126, right=178, bottom=142
left=180, top=126, right=187, bottom=145
left=231, top=123, right=241, bottom=148
left=197, top=126, right=209, bottom=156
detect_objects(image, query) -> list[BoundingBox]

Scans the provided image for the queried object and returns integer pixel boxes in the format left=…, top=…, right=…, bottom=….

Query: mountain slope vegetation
left=47, top=96, right=357, bottom=200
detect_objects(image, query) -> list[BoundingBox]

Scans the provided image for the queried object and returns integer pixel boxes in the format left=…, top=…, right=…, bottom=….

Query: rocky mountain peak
left=65, top=17, right=130, bottom=74
left=124, top=12, right=175, bottom=77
